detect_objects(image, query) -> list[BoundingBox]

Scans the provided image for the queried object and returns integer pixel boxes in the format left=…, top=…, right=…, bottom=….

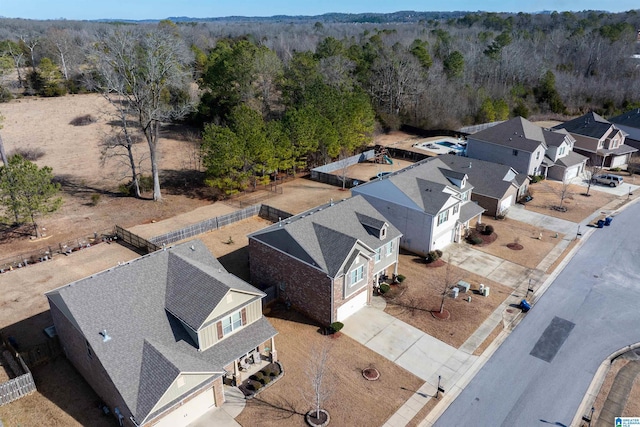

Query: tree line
left=0, top=10, right=639, bottom=199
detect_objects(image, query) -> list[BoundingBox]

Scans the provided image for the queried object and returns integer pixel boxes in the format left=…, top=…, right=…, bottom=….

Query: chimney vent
left=99, top=330, right=111, bottom=342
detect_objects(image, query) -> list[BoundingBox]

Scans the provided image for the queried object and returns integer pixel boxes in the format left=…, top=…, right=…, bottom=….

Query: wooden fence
left=115, top=225, right=160, bottom=254
left=258, top=205, right=293, bottom=223
left=0, top=334, right=36, bottom=406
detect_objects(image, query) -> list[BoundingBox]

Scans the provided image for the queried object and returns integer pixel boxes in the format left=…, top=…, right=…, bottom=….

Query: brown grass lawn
left=383, top=252, right=512, bottom=349
left=0, top=357, right=116, bottom=427
left=235, top=303, right=424, bottom=427
left=470, top=216, right=564, bottom=269
left=526, top=180, right=616, bottom=223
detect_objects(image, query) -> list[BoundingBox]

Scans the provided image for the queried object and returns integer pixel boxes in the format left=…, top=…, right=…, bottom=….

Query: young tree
left=302, top=344, right=333, bottom=422
left=0, top=154, right=63, bottom=237
left=437, top=254, right=463, bottom=317
left=91, top=26, right=194, bottom=201
left=584, top=158, right=604, bottom=196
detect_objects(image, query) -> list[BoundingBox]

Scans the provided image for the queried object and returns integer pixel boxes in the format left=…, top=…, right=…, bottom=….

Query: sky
left=1, top=0, right=638, bottom=21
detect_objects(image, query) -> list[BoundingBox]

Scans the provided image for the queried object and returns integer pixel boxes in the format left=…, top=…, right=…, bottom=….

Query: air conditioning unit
left=482, top=287, right=490, bottom=297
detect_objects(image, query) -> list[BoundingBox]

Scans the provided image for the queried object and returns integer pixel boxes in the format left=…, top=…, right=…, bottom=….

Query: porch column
left=270, top=337, right=277, bottom=362
left=233, top=359, right=239, bottom=377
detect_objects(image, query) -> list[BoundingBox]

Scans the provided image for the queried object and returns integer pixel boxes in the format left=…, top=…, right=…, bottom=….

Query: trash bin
left=520, top=299, right=531, bottom=312
left=605, top=217, right=613, bottom=226
left=597, top=219, right=605, bottom=228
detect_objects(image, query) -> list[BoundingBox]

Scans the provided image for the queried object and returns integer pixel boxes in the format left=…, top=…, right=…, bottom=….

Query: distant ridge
left=93, top=10, right=473, bottom=24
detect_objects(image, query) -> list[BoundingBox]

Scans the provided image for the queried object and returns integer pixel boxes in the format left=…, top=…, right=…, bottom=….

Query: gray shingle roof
left=553, top=112, right=614, bottom=139
left=249, top=195, right=402, bottom=277
left=555, top=151, right=588, bottom=168
left=46, top=240, right=277, bottom=425
left=610, top=109, right=640, bottom=129
left=470, top=117, right=549, bottom=152
left=437, top=154, right=523, bottom=200
left=460, top=201, right=486, bottom=223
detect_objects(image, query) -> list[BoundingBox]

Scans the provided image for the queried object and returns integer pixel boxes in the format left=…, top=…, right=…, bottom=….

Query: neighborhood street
left=434, top=199, right=640, bottom=426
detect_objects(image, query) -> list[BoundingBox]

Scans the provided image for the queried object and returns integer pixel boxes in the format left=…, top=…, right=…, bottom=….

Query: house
left=609, top=109, right=640, bottom=151
left=466, top=117, right=587, bottom=180
left=437, top=154, right=529, bottom=217
left=248, top=195, right=402, bottom=326
left=352, top=157, right=485, bottom=255
left=46, top=240, right=277, bottom=427
left=553, top=112, right=637, bottom=169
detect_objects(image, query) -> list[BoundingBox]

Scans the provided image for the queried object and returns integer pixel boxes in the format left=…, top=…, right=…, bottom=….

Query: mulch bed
left=362, top=368, right=380, bottom=381
left=431, top=309, right=451, bottom=320
left=425, top=258, right=445, bottom=268
left=506, top=243, right=524, bottom=250
left=467, top=230, right=498, bottom=246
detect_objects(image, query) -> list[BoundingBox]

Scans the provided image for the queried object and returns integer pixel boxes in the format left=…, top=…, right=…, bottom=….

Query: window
left=512, top=149, right=519, bottom=156
left=222, top=311, right=243, bottom=335
left=386, top=240, right=394, bottom=256
left=374, top=248, right=382, bottom=263
left=453, top=204, right=459, bottom=215
left=460, top=191, right=469, bottom=201
left=536, top=151, right=540, bottom=160
left=437, top=210, right=449, bottom=225
left=350, top=265, right=364, bottom=285
left=380, top=226, right=387, bottom=239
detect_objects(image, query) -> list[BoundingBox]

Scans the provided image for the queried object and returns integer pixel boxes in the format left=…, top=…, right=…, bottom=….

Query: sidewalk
left=343, top=192, right=640, bottom=427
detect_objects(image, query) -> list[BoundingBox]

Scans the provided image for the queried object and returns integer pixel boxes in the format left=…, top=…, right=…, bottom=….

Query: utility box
left=452, top=287, right=459, bottom=299
left=482, top=287, right=490, bottom=297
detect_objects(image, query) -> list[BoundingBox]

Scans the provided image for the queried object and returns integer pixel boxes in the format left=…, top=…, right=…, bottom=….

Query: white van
left=592, top=174, right=624, bottom=187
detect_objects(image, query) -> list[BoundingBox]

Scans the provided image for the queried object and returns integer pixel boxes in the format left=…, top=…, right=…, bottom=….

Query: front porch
left=224, top=336, right=278, bottom=385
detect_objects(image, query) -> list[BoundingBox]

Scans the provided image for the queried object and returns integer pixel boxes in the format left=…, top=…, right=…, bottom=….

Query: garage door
left=337, top=291, right=367, bottom=321
left=153, top=387, right=215, bottom=427
left=610, top=155, right=627, bottom=168
left=499, top=195, right=513, bottom=214
left=564, top=166, right=579, bottom=180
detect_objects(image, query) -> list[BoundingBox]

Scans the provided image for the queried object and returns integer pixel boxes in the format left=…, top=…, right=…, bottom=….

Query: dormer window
left=380, top=225, right=387, bottom=240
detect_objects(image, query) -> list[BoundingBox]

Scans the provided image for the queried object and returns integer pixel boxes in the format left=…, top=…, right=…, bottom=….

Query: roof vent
left=330, top=198, right=334, bottom=206
left=278, top=217, right=282, bottom=227
left=468, top=162, right=472, bottom=168
left=99, top=330, right=111, bottom=342
left=190, top=245, right=195, bottom=251
left=218, top=268, right=222, bottom=273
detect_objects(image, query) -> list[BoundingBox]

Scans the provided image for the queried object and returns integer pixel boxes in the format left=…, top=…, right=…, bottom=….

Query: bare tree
left=19, top=34, right=39, bottom=72
left=90, top=26, right=194, bottom=201
left=4, top=41, right=25, bottom=87
left=438, top=254, right=463, bottom=316
left=584, top=158, right=604, bottom=196
left=301, top=344, right=333, bottom=422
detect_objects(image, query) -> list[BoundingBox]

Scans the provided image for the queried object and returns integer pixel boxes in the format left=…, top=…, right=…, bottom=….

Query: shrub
left=379, top=283, right=391, bottom=294
left=426, top=250, right=441, bottom=263
left=435, top=249, right=443, bottom=258
left=482, top=225, right=494, bottom=235
left=90, top=194, right=101, bottom=206
left=530, top=175, right=545, bottom=183
left=10, top=147, right=45, bottom=161
left=396, top=274, right=406, bottom=283
left=330, top=322, right=344, bottom=333
left=468, top=235, right=483, bottom=245
left=139, top=175, right=154, bottom=193
left=69, top=114, right=97, bottom=126
left=118, top=183, right=133, bottom=196
left=610, top=167, right=622, bottom=172
left=263, top=376, right=271, bottom=385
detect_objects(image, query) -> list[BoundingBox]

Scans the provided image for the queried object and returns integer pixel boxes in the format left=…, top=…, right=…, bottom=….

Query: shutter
left=241, top=308, right=247, bottom=326
left=216, top=321, right=223, bottom=339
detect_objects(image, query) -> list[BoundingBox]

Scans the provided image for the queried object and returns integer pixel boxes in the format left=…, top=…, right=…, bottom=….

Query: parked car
left=591, top=173, right=624, bottom=187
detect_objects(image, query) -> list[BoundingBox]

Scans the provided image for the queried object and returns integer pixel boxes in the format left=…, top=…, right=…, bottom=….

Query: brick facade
left=249, top=239, right=333, bottom=326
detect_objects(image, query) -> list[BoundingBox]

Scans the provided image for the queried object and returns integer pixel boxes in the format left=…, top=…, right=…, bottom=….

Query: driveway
left=434, top=198, right=640, bottom=426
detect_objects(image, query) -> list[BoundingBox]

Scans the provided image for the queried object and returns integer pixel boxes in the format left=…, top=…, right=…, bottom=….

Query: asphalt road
left=435, top=200, right=640, bottom=427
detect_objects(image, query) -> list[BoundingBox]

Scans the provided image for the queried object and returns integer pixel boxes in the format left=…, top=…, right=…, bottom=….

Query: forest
left=0, top=10, right=639, bottom=194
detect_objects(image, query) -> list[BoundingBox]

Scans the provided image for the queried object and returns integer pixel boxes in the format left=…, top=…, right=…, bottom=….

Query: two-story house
left=352, top=157, right=485, bottom=255
left=553, top=112, right=637, bottom=169
left=438, top=154, right=529, bottom=217
left=46, top=240, right=277, bottom=427
left=609, top=109, right=640, bottom=151
left=466, top=117, right=587, bottom=180
left=248, top=195, right=402, bottom=326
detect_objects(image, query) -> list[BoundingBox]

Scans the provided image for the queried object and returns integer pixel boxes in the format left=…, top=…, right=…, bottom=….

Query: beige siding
left=149, top=374, right=216, bottom=415
left=199, top=300, right=263, bottom=350
left=244, top=300, right=262, bottom=324
left=203, top=291, right=256, bottom=324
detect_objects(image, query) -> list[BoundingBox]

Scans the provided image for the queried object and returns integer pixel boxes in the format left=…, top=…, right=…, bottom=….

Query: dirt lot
left=384, top=252, right=512, bottom=349
left=525, top=180, right=617, bottom=223
left=236, top=302, right=424, bottom=427
left=469, top=216, right=564, bottom=270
